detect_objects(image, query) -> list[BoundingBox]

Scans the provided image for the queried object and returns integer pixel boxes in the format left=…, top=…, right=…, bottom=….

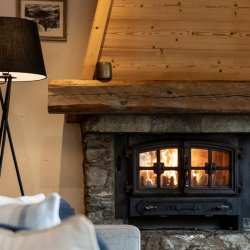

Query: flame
left=139, top=149, right=178, bottom=187
left=160, top=149, right=178, bottom=167
left=191, top=170, right=208, bottom=187
left=191, top=149, right=208, bottom=167
left=160, top=149, right=178, bottom=186
left=139, top=151, right=156, bottom=167
left=139, top=151, right=157, bottom=186
left=139, top=148, right=230, bottom=188
left=191, top=149, right=230, bottom=187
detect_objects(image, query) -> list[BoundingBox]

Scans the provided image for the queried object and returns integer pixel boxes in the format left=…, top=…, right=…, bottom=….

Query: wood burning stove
left=115, top=134, right=250, bottom=230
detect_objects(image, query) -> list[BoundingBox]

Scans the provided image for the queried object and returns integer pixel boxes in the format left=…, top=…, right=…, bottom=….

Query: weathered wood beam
left=48, top=80, right=250, bottom=114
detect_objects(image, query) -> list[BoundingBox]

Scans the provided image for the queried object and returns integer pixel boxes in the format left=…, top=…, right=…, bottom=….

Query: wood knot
left=167, top=90, right=173, bottom=95
left=120, top=100, right=128, bottom=105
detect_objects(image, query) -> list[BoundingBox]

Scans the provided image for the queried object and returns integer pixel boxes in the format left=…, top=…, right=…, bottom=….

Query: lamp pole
left=0, top=75, right=24, bottom=196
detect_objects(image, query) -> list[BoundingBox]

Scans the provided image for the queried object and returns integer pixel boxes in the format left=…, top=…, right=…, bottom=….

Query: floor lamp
left=0, top=17, right=47, bottom=195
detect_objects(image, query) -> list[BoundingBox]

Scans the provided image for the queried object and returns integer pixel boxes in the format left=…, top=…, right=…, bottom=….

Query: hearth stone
left=141, top=229, right=250, bottom=250
left=81, top=114, right=250, bottom=248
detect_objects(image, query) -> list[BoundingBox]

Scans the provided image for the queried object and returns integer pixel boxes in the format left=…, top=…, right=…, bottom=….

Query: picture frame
left=17, top=0, right=67, bottom=41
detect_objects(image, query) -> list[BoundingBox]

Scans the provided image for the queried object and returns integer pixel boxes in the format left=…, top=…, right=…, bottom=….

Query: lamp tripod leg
left=0, top=78, right=24, bottom=196
left=0, top=76, right=12, bottom=172
left=6, top=124, right=24, bottom=196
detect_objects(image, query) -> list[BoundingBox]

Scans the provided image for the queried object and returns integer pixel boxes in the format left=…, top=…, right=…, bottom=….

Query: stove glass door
left=190, top=148, right=231, bottom=189
left=138, top=148, right=179, bottom=189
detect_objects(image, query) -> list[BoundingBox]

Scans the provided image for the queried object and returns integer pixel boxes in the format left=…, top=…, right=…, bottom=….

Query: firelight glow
left=139, top=148, right=230, bottom=188
left=139, top=148, right=179, bottom=187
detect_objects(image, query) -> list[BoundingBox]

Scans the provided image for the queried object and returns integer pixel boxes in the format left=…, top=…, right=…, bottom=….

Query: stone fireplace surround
left=82, top=114, right=250, bottom=250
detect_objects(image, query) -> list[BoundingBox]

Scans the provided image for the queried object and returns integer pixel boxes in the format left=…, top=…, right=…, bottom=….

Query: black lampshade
left=0, top=17, right=46, bottom=81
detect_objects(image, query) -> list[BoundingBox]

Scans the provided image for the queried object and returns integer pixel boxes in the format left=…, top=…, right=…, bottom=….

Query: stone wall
left=83, top=133, right=122, bottom=224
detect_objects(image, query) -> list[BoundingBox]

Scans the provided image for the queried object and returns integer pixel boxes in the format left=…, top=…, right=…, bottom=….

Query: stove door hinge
left=237, top=147, right=243, bottom=160
left=125, top=183, right=133, bottom=193
left=125, top=149, right=132, bottom=158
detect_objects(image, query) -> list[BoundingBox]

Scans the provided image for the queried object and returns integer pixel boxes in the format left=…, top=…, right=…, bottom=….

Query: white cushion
left=0, top=193, right=60, bottom=230
left=0, top=215, right=100, bottom=250
left=0, top=194, right=45, bottom=205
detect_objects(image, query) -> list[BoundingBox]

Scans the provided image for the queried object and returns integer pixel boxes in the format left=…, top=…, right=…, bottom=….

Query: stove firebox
left=134, top=140, right=235, bottom=194
left=115, top=134, right=250, bottom=230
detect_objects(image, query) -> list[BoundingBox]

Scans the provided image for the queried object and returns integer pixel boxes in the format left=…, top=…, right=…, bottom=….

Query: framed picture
left=17, top=0, right=67, bottom=41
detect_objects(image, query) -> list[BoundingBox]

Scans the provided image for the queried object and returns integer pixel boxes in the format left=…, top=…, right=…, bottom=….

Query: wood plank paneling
left=100, top=48, right=250, bottom=80
left=110, top=3, right=250, bottom=22
left=113, top=0, right=250, bottom=7
left=105, top=19, right=250, bottom=51
left=98, top=0, right=250, bottom=81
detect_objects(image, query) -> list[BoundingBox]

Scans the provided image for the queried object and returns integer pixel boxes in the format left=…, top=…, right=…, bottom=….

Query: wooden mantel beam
left=48, top=80, right=250, bottom=115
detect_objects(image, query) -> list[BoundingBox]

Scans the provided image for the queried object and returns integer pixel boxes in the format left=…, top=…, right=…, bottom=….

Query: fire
left=139, top=149, right=178, bottom=187
left=139, top=151, right=157, bottom=187
left=139, top=148, right=230, bottom=188
left=160, top=149, right=178, bottom=167
left=191, top=170, right=208, bottom=187
left=139, top=151, right=156, bottom=167
left=160, top=149, right=178, bottom=187
left=191, top=149, right=208, bottom=167
left=191, top=149, right=230, bottom=187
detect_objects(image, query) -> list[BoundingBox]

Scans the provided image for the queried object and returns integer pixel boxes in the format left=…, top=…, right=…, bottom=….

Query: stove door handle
left=217, top=204, right=229, bottom=210
left=144, top=205, right=158, bottom=210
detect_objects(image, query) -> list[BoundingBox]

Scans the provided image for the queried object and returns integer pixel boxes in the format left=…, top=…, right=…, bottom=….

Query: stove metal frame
left=115, top=134, right=248, bottom=230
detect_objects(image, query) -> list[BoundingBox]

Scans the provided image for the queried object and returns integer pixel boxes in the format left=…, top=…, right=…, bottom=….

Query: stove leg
left=235, top=216, right=244, bottom=231
left=220, top=216, right=243, bottom=230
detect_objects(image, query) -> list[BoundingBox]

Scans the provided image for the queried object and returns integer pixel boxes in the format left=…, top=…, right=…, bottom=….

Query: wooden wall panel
left=98, top=0, right=250, bottom=81
left=110, top=2, right=250, bottom=22
left=113, top=0, right=250, bottom=6
left=104, top=20, right=250, bottom=51
left=101, top=48, right=250, bottom=80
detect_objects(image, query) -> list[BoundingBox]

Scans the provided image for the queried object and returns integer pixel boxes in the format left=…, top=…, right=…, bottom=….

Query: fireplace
left=115, top=133, right=250, bottom=230
left=80, top=115, right=250, bottom=248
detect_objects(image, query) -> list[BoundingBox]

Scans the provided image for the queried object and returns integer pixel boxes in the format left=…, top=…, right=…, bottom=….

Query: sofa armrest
left=95, top=224, right=141, bottom=250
